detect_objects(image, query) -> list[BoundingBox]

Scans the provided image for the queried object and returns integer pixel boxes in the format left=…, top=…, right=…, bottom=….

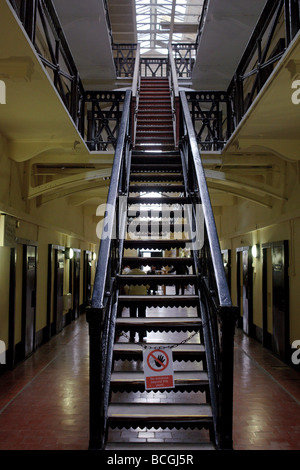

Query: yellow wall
left=217, top=159, right=300, bottom=345
left=0, top=132, right=99, bottom=352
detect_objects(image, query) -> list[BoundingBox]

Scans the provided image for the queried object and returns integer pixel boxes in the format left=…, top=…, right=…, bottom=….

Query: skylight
left=135, top=0, right=205, bottom=56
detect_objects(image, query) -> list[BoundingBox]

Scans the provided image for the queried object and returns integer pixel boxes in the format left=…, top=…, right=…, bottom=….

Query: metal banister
left=179, top=90, right=232, bottom=307
left=168, top=43, right=180, bottom=147
left=92, top=89, right=132, bottom=309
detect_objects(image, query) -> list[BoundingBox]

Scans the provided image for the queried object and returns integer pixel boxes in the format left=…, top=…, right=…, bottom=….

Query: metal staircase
left=87, top=72, right=237, bottom=451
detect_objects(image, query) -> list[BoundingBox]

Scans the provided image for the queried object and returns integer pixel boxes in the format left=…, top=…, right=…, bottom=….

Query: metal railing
left=179, top=90, right=238, bottom=449
left=10, top=0, right=85, bottom=129
left=83, top=91, right=127, bottom=151
left=86, top=89, right=132, bottom=450
left=227, top=0, right=300, bottom=129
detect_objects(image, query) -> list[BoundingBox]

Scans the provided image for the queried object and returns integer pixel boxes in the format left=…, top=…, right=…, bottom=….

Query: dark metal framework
left=179, top=87, right=238, bottom=451
left=172, top=43, right=197, bottom=78
left=113, top=44, right=137, bottom=78
left=9, top=0, right=85, bottom=130
left=140, top=57, right=169, bottom=77
left=83, top=91, right=126, bottom=151
left=185, top=91, right=231, bottom=151
left=227, top=0, right=300, bottom=129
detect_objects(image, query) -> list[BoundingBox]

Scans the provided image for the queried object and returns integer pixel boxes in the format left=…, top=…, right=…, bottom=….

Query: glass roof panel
left=135, top=0, right=205, bottom=55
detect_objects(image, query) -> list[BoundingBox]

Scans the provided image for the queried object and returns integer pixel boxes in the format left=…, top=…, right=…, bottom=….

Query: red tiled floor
left=0, top=314, right=299, bottom=450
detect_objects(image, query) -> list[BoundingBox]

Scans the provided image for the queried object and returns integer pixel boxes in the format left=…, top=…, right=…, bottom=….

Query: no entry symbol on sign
left=143, top=347, right=174, bottom=390
left=147, top=349, right=169, bottom=372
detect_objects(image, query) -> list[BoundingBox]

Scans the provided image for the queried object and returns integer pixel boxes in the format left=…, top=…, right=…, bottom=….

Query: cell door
left=236, top=251, right=242, bottom=329
left=22, top=245, right=37, bottom=358
left=242, top=248, right=253, bottom=336
left=53, top=249, right=64, bottom=334
left=73, top=252, right=80, bottom=320
left=272, top=241, right=289, bottom=361
left=83, top=251, right=92, bottom=306
left=262, top=246, right=273, bottom=350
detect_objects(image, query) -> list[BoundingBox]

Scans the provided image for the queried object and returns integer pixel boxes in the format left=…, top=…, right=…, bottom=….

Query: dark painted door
left=53, top=249, right=64, bottom=334
left=272, top=241, right=289, bottom=361
left=242, top=248, right=253, bottom=336
left=73, top=252, right=80, bottom=319
left=222, top=249, right=231, bottom=293
left=22, top=245, right=37, bottom=358
left=83, top=251, right=92, bottom=306
left=236, top=251, right=242, bottom=329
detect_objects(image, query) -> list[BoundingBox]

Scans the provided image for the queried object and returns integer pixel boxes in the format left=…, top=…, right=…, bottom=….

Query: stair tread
left=110, top=370, right=208, bottom=384
left=108, top=403, right=213, bottom=420
left=105, top=442, right=215, bottom=450
left=122, top=257, right=193, bottom=265
left=124, top=239, right=193, bottom=246
left=130, top=174, right=183, bottom=182
left=119, top=274, right=197, bottom=281
left=129, top=185, right=185, bottom=192
left=116, top=314, right=201, bottom=324
left=128, top=197, right=189, bottom=205
left=114, top=342, right=204, bottom=352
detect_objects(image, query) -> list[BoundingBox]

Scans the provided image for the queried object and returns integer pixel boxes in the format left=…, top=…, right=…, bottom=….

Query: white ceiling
left=52, top=0, right=117, bottom=88
left=51, top=0, right=266, bottom=90
left=192, top=0, right=267, bottom=89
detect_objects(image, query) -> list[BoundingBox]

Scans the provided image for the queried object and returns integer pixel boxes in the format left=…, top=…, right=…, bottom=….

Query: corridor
left=0, top=312, right=299, bottom=450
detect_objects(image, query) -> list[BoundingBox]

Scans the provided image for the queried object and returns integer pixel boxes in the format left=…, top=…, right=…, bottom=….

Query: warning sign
left=143, top=347, right=174, bottom=390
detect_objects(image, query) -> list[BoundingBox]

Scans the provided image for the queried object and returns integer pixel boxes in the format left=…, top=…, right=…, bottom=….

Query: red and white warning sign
left=143, top=347, right=174, bottom=390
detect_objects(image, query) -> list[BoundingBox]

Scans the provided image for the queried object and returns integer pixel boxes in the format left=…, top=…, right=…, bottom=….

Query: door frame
left=262, top=240, right=289, bottom=361
left=236, top=246, right=253, bottom=336
left=22, top=244, right=37, bottom=358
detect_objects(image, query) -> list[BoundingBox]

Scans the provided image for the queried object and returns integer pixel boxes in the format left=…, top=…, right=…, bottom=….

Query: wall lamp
left=251, top=244, right=260, bottom=259
left=65, top=247, right=74, bottom=260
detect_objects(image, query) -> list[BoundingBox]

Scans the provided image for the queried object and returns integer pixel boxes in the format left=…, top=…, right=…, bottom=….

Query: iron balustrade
left=140, top=57, right=169, bottom=77
left=83, top=91, right=126, bottom=151
left=113, top=44, right=138, bottom=77
left=86, top=89, right=132, bottom=450
left=185, top=91, right=231, bottom=152
left=172, top=43, right=197, bottom=79
left=9, top=0, right=85, bottom=129
left=179, top=90, right=238, bottom=450
left=227, top=0, right=300, bottom=129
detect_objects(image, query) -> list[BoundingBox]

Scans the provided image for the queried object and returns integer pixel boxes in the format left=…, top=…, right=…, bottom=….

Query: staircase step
left=129, top=184, right=185, bottom=193
left=124, top=239, right=192, bottom=250
left=118, top=274, right=197, bottom=286
left=117, top=307, right=200, bottom=323
left=121, top=257, right=193, bottom=269
left=130, top=164, right=182, bottom=172
left=107, top=403, right=213, bottom=429
left=105, top=442, right=215, bottom=450
left=113, top=342, right=205, bottom=361
left=135, top=137, right=174, bottom=142
left=127, top=197, right=189, bottom=205
left=130, top=174, right=183, bottom=182
left=110, top=370, right=209, bottom=393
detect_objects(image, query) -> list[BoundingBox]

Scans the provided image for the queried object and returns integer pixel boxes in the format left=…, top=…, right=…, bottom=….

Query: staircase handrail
left=87, top=89, right=132, bottom=449
left=92, top=89, right=132, bottom=309
left=132, top=44, right=141, bottom=146
left=180, top=90, right=231, bottom=307
left=168, top=43, right=180, bottom=147
left=179, top=89, right=238, bottom=449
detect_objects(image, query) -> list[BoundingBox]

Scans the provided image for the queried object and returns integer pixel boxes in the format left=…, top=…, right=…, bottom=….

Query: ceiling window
left=135, top=0, right=205, bottom=55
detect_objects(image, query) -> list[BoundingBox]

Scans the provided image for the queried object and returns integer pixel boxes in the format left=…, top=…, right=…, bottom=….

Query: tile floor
left=0, top=312, right=299, bottom=450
